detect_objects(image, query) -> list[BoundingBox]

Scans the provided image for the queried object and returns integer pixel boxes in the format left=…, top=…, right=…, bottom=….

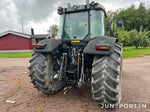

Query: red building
left=0, top=30, right=34, bottom=52
left=0, top=30, right=51, bottom=52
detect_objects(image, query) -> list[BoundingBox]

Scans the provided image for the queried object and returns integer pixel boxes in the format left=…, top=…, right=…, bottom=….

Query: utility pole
left=22, top=21, right=24, bottom=33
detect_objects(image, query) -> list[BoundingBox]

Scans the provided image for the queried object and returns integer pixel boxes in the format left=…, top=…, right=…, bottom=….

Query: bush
left=117, top=30, right=130, bottom=46
left=128, top=29, right=138, bottom=47
left=128, top=27, right=150, bottom=48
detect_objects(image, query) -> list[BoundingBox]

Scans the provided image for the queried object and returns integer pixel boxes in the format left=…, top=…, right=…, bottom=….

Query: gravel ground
left=0, top=56, right=150, bottom=112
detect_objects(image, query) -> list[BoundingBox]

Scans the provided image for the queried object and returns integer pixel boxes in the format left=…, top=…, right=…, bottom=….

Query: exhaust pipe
left=31, top=28, right=34, bottom=35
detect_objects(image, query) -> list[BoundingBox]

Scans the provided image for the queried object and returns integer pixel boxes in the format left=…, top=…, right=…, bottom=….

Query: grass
left=0, top=52, right=33, bottom=58
left=123, top=46, right=150, bottom=58
left=0, top=47, right=150, bottom=58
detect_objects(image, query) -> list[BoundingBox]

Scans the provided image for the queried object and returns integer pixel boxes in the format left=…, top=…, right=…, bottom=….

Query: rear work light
left=96, top=46, right=109, bottom=50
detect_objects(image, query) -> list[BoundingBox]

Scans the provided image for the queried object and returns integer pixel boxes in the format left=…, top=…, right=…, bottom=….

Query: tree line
left=106, top=3, right=150, bottom=48
left=48, top=3, right=150, bottom=48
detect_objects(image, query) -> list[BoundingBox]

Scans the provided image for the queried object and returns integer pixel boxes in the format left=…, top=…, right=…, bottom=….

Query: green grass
left=123, top=46, right=150, bottom=58
left=0, top=52, right=33, bottom=58
left=0, top=47, right=150, bottom=58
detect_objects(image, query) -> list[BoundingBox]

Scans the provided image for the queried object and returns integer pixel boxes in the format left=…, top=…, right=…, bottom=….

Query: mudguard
left=34, top=39, right=62, bottom=52
left=83, top=36, right=116, bottom=55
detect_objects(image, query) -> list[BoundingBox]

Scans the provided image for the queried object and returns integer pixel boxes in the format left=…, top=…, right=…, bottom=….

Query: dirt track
left=0, top=56, right=150, bottom=112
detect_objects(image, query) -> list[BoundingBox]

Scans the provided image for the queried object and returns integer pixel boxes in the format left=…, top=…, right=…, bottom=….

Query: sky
left=0, top=0, right=149, bottom=35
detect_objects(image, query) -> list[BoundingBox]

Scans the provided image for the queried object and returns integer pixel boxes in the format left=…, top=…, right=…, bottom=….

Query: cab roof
left=58, top=1, right=107, bottom=17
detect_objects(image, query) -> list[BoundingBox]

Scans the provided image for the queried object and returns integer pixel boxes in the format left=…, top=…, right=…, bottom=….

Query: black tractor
left=29, top=1, right=123, bottom=107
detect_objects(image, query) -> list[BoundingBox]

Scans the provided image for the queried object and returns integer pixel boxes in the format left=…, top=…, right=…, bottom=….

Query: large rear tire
left=91, top=43, right=123, bottom=108
left=28, top=53, right=65, bottom=94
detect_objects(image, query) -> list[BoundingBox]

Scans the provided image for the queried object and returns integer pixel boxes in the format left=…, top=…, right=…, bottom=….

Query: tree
left=147, top=8, right=150, bottom=30
left=47, top=24, right=58, bottom=38
left=135, top=3, right=149, bottom=31
left=117, top=5, right=137, bottom=31
left=116, top=3, right=150, bottom=32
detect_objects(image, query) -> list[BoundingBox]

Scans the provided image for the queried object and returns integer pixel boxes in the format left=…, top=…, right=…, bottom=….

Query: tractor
left=28, top=1, right=123, bottom=108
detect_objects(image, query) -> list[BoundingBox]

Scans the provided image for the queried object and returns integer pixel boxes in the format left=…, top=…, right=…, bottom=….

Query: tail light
left=36, top=44, right=46, bottom=49
left=96, top=46, right=109, bottom=50
left=36, top=46, right=44, bottom=49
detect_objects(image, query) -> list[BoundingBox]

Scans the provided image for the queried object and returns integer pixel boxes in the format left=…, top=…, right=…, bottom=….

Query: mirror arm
left=110, top=16, right=114, bottom=37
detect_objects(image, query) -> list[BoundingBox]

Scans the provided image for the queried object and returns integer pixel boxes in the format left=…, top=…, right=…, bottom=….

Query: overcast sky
left=0, top=0, right=149, bottom=34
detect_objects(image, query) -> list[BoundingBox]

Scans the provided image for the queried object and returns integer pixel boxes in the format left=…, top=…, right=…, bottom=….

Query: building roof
left=0, top=30, right=31, bottom=38
left=0, top=30, right=50, bottom=39
left=31, top=34, right=50, bottom=39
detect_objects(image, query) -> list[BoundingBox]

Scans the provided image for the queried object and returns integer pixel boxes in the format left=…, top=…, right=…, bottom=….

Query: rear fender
left=34, top=39, right=62, bottom=52
left=83, top=36, right=116, bottom=55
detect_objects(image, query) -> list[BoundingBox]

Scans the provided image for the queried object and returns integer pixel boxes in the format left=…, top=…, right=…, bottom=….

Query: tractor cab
left=57, top=2, right=107, bottom=41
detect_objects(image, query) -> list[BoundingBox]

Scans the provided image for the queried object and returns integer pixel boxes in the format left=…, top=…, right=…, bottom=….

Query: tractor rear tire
left=91, top=43, right=123, bottom=108
left=28, top=53, right=65, bottom=94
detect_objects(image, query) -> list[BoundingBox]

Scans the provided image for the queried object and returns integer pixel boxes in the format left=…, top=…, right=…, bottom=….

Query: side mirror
left=117, top=19, right=123, bottom=28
